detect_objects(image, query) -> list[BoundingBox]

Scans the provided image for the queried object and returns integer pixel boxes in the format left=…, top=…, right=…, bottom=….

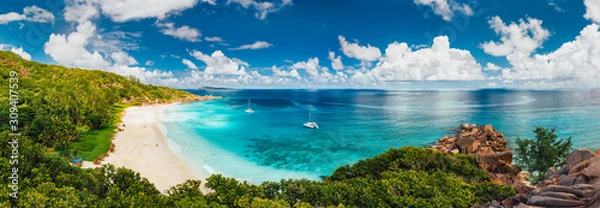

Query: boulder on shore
left=527, top=195, right=585, bottom=207
left=566, top=149, right=599, bottom=169
left=526, top=149, right=600, bottom=208
left=501, top=193, right=528, bottom=207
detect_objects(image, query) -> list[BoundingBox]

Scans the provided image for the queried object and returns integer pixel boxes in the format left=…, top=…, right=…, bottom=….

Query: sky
left=0, top=0, right=599, bottom=89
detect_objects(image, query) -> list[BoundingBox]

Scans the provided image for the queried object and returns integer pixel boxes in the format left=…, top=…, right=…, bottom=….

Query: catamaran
left=303, top=106, right=318, bottom=129
left=245, top=99, right=254, bottom=113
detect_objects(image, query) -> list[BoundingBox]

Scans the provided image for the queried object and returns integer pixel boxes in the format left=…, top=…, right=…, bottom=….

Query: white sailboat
left=303, top=106, right=318, bottom=129
left=245, top=99, right=254, bottom=113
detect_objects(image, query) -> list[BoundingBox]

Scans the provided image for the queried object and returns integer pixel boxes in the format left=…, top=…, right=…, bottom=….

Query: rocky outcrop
left=488, top=148, right=600, bottom=208
left=435, top=124, right=508, bottom=155
left=524, top=149, right=600, bottom=208
left=566, top=149, right=598, bottom=170
left=501, top=193, right=529, bottom=207
left=435, top=125, right=600, bottom=208
left=476, top=151, right=515, bottom=174
left=433, top=124, right=532, bottom=195
left=527, top=195, right=585, bottom=207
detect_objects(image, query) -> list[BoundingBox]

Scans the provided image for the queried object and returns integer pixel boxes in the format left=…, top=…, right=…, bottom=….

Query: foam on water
left=203, top=164, right=216, bottom=175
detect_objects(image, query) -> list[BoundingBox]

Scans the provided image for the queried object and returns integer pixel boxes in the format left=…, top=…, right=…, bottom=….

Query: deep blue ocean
left=160, top=89, right=600, bottom=183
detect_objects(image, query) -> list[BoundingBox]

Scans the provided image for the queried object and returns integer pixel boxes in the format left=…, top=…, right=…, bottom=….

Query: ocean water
left=160, top=89, right=600, bottom=183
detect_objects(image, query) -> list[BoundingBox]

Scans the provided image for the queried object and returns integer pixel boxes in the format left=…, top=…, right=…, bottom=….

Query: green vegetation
left=0, top=51, right=193, bottom=161
left=70, top=105, right=126, bottom=160
left=514, top=127, right=572, bottom=184
left=327, top=146, right=489, bottom=182
left=0, top=135, right=515, bottom=207
left=0, top=51, right=516, bottom=207
left=70, top=125, right=116, bottom=161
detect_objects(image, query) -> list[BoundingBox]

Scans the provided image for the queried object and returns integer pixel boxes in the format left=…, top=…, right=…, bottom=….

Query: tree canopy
left=514, top=127, right=572, bottom=184
left=0, top=51, right=193, bottom=159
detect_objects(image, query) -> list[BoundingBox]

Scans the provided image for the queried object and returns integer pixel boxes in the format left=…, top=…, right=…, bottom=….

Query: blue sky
left=1, top=0, right=599, bottom=89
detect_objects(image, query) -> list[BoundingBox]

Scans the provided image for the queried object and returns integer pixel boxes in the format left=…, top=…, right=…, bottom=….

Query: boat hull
left=303, top=122, right=318, bottom=129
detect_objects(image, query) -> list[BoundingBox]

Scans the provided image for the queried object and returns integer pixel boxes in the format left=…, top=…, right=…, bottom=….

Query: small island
left=198, top=86, right=235, bottom=90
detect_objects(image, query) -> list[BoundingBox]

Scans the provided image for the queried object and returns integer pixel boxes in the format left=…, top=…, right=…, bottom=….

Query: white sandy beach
left=83, top=104, right=210, bottom=193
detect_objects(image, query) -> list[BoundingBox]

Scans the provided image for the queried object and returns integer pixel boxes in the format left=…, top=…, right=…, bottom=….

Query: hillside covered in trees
left=0, top=51, right=515, bottom=207
left=0, top=51, right=195, bottom=160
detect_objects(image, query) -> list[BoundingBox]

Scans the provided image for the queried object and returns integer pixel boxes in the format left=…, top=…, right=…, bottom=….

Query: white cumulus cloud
left=189, top=50, right=248, bottom=75
left=201, top=0, right=217, bottom=5
left=499, top=24, right=600, bottom=87
left=156, top=22, right=202, bottom=42
left=182, top=58, right=199, bottom=70
left=230, top=41, right=273, bottom=50
left=338, top=36, right=382, bottom=63
left=271, top=65, right=301, bottom=79
left=328, top=51, right=344, bottom=71
left=44, top=21, right=111, bottom=69
left=98, top=0, right=198, bottom=22
left=368, top=36, right=484, bottom=81
left=110, top=51, right=138, bottom=66
left=205, top=36, right=224, bottom=42
left=291, top=57, right=348, bottom=84
left=0, top=5, right=55, bottom=24
left=292, top=57, right=320, bottom=78
left=64, top=0, right=99, bottom=23
left=480, top=6, right=600, bottom=88
left=483, top=62, right=503, bottom=71
left=413, top=0, right=473, bottom=21
left=585, top=0, right=600, bottom=24
left=481, top=16, right=550, bottom=57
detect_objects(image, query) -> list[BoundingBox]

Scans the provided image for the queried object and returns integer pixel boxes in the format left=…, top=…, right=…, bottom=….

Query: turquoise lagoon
left=160, top=89, right=600, bottom=183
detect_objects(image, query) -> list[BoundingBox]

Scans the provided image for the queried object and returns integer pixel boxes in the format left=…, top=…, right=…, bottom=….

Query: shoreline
left=83, top=103, right=211, bottom=193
